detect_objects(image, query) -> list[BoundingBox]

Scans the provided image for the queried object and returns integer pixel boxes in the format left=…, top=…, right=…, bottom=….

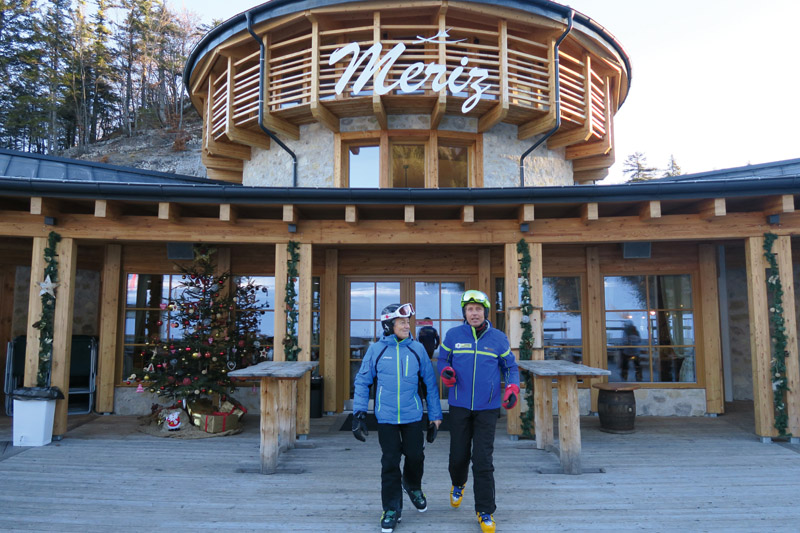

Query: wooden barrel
left=596, top=387, right=637, bottom=434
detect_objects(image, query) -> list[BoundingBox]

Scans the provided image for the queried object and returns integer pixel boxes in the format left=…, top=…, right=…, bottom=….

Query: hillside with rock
left=60, top=117, right=207, bottom=179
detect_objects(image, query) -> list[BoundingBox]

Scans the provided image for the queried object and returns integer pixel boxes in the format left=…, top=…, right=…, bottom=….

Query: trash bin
left=310, top=376, right=323, bottom=418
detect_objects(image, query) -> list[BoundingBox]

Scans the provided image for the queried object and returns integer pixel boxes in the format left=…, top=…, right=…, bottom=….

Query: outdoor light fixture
left=767, top=214, right=781, bottom=226
left=520, top=222, right=530, bottom=233
left=288, top=223, right=297, bottom=233
left=44, top=216, right=57, bottom=226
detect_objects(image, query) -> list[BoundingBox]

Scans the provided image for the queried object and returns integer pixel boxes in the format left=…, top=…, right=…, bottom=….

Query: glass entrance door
left=345, top=278, right=468, bottom=404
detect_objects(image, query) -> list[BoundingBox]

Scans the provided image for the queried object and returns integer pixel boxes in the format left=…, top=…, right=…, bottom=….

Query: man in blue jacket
left=352, top=303, right=443, bottom=533
left=438, top=290, right=520, bottom=533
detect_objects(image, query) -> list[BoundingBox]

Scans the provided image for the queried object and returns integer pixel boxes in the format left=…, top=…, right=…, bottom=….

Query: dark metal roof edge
left=0, top=148, right=233, bottom=186
left=658, top=157, right=800, bottom=182
left=183, top=0, right=631, bottom=105
left=2, top=176, right=798, bottom=206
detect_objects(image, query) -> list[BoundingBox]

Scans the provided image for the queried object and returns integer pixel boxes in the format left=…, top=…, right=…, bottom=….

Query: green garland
left=517, top=238, right=535, bottom=438
left=32, top=231, right=62, bottom=387
left=284, top=241, right=301, bottom=361
left=763, top=233, right=791, bottom=436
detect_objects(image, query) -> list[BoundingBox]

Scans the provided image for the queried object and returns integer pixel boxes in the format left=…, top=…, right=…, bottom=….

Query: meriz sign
left=329, top=30, right=491, bottom=113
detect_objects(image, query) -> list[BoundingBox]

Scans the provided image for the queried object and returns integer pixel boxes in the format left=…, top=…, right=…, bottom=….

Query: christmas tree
left=136, top=246, right=266, bottom=403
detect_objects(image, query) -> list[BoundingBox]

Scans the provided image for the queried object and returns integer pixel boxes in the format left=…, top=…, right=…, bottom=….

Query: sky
left=169, top=0, right=800, bottom=183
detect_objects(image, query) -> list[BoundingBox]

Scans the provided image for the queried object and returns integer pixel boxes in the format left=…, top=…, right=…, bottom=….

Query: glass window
left=349, top=145, right=379, bottom=188
left=604, top=274, right=695, bottom=384
left=543, top=277, right=582, bottom=363
left=391, top=144, right=425, bottom=188
left=438, top=144, right=469, bottom=187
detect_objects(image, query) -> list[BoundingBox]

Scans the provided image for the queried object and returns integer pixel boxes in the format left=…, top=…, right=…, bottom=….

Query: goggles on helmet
left=381, top=303, right=415, bottom=321
left=461, top=290, right=491, bottom=309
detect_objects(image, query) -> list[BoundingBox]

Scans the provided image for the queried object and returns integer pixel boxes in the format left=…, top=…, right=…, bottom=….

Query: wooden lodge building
left=2, top=0, right=800, bottom=441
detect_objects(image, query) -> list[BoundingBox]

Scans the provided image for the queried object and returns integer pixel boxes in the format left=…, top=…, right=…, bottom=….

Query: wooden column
left=23, top=237, right=47, bottom=387
left=260, top=376, right=279, bottom=474
left=50, top=238, right=77, bottom=438
left=477, top=249, right=491, bottom=300
left=0, top=264, right=14, bottom=410
left=533, top=375, right=553, bottom=449
left=296, top=243, right=312, bottom=436
left=96, top=244, right=121, bottom=414
left=557, top=375, right=581, bottom=474
left=775, top=236, right=800, bottom=436
left=699, top=244, right=724, bottom=414
left=273, top=244, right=288, bottom=362
left=504, top=243, right=522, bottom=436
left=585, top=246, right=604, bottom=411
left=278, top=379, right=295, bottom=450
left=322, top=249, right=338, bottom=412
left=744, top=236, right=776, bottom=438
left=528, top=243, right=545, bottom=441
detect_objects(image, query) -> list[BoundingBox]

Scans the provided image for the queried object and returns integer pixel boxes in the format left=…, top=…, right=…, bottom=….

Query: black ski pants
left=377, top=419, right=426, bottom=512
left=448, top=405, right=500, bottom=514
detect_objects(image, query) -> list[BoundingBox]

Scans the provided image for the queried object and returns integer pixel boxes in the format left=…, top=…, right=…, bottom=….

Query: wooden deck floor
left=1, top=402, right=800, bottom=532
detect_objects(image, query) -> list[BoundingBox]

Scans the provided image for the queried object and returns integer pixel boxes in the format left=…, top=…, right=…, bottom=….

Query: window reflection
left=391, top=144, right=425, bottom=188
left=438, top=144, right=469, bottom=187
left=349, top=145, right=379, bottom=188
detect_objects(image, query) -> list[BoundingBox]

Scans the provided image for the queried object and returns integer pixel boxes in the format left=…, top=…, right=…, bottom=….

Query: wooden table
left=517, top=360, right=610, bottom=474
left=228, top=361, right=318, bottom=474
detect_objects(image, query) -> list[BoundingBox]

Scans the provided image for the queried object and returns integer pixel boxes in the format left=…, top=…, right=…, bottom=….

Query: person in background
left=417, top=318, right=440, bottom=360
left=352, top=303, right=443, bottom=533
left=438, top=290, right=520, bottom=533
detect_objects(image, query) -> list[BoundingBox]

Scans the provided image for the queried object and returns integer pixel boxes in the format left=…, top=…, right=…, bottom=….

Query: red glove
left=502, top=384, right=520, bottom=410
left=441, top=366, right=456, bottom=387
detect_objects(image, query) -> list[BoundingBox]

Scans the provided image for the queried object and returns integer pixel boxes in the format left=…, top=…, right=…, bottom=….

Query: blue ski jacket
left=437, top=321, right=520, bottom=411
left=353, top=334, right=443, bottom=424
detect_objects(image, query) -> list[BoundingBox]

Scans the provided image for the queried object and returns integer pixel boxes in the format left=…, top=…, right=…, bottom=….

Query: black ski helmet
left=380, top=303, right=415, bottom=336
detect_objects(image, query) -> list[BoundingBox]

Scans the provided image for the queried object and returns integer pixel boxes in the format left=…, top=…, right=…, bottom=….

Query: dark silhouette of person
left=620, top=321, right=643, bottom=381
left=417, top=319, right=439, bottom=359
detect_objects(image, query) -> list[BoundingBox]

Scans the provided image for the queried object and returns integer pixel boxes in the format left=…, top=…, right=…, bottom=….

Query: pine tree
left=40, top=0, right=73, bottom=152
left=89, top=0, right=117, bottom=142
left=623, top=152, right=658, bottom=182
left=662, top=154, right=683, bottom=177
left=135, top=246, right=266, bottom=404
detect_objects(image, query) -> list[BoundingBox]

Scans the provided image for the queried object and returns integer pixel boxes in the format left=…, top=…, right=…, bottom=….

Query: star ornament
left=39, top=275, right=58, bottom=297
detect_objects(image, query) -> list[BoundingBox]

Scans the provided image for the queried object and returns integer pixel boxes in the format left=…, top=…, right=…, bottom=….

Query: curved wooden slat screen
left=189, top=1, right=629, bottom=183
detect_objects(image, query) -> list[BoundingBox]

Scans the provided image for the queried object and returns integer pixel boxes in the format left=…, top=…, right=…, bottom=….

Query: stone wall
left=242, top=115, right=573, bottom=187
left=726, top=265, right=753, bottom=400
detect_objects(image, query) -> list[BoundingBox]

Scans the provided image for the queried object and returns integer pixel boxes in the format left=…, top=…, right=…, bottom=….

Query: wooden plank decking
left=1, top=402, right=800, bottom=532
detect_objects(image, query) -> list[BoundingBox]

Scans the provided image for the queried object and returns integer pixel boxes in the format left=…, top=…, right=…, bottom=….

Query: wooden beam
left=51, top=237, right=77, bottom=437
left=431, top=93, right=446, bottom=130
left=404, top=205, right=415, bottom=225
left=226, top=56, right=270, bottom=149
left=310, top=20, right=339, bottom=132
left=478, top=248, right=491, bottom=301
left=158, top=202, right=180, bottom=223
left=206, top=168, right=243, bottom=183
left=30, top=197, right=59, bottom=217
left=96, top=244, right=121, bottom=414
left=431, top=11, right=447, bottom=130
left=311, top=101, right=340, bottom=133
left=775, top=236, right=800, bottom=436
left=94, top=200, right=122, bottom=219
left=479, top=20, right=509, bottom=132
left=585, top=246, right=604, bottom=411
left=296, top=243, right=312, bottom=436
left=345, top=205, right=359, bottom=225
left=201, top=150, right=245, bottom=172
left=259, top=376, right=279, bottom=473
left=573, top=169, right=608, bottom=183
left=504, top=242, right=522, bottom=437
left=373, top=94, right=388, bottom=130
left=461, top=205, right=474, bottom=225
left=24, top=237, right=47, bottom=388
left=219, top=204, right=238, bottom=223
left=699, top=244, right=724, bottom=414
left=557, top=375, right=581, bottom=474
left=283, top=204, right=297, bottom=224
left=322, top=249, right=338, bottom=412
left=571, top=150, right=615, bottom=172
left=518, top=204, right=535, bottom=223
left=581, top=202, right=598, bottom=223
left=699, top=198, right=726, bottom=220
left=273, top=244, right=288, bottom=362
left=517, top=37, right=556, bottom=140
left=639, top=200, right=661, bottom=222
left=762, top=194, right=795, bottom=216
left=745, top=236, right=776, bottom=437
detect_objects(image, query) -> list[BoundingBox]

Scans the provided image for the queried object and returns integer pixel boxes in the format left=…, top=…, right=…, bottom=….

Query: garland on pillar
left=32, top=231, right=62, bottom=387
left=762, top=233, right=791, bottom=437
left=284, top=241, right=301, bottom=361
left=517, top=238, right=535, bottom=438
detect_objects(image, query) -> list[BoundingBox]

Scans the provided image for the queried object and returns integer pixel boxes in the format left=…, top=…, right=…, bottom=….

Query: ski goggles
left=381, top=303, right=415, bottom=321
left=461, top=290, right=491, bottom=309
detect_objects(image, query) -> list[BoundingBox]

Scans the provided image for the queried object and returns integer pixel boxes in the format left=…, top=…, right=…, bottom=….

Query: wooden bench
left=228, top=361, right=318, bottom=474
left=517, top=360, right=610, bottom=474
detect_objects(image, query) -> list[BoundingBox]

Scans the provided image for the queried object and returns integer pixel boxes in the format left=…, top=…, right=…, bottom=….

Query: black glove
left=426, top=422, right=438, bottom=443
left=352, top=411, right=368, bottom=442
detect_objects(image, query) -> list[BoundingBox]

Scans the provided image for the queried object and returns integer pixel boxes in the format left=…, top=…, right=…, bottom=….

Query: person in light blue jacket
left=352, top=303, right=442, bottom=533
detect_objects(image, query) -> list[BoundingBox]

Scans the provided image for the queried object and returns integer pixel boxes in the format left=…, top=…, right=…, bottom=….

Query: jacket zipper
left=471, top=327, right=478, bottom=410
left=396, top=341, right=401, bottom=423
